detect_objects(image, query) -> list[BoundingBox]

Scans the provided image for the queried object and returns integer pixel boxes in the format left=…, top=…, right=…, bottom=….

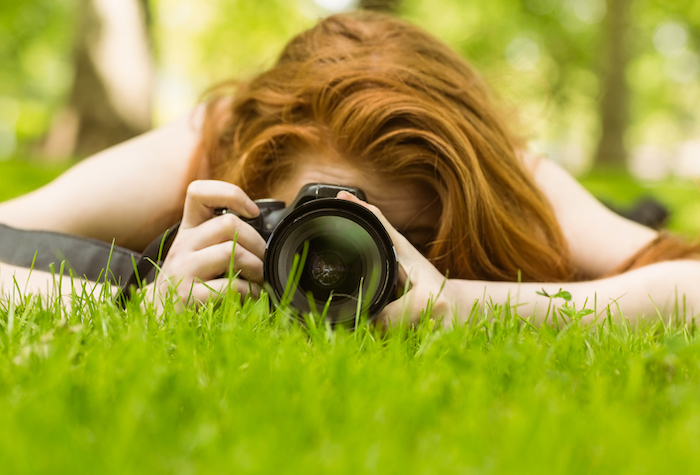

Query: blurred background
left=0, top=0, right=699, bottom=233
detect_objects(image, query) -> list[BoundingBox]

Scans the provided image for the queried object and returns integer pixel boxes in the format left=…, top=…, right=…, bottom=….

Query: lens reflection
left=299, top=235, right=365, bottom=305
left=309, top=249, right=347, bottom=288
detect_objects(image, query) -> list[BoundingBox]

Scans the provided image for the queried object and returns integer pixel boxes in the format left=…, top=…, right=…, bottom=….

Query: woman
left=1, top=11, right=698, bottom=326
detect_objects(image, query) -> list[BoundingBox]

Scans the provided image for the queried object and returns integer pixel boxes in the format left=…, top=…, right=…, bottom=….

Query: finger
left=167, top=240, right=264, bottom=283
left=189, top=278, right=262, bottom=306
left=195, top=240, right=265, bottom=283
left=182, top=180, right=259, bottom=229
left=182, top=213, right=266, bottom=259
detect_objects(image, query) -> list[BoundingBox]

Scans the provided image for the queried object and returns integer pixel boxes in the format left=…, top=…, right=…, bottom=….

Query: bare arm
left=0, top=262, right=108, bottom=305
left=377, top=230, right=700, bottom=327
left=523, top=155, right=659, bottom=278
left=0, top=107, right=206, bottom=252
left=446, top=259, right=700, bottom=325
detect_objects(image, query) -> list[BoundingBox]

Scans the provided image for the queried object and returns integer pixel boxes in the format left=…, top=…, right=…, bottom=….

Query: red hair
left=197, top=11, right=575, bottom=282
left=196, top=11, right=700, bottom=281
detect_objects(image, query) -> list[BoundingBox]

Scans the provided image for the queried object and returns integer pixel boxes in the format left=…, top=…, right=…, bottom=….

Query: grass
left=2, top=159, right=700, bottom=474
left=2, top=289, right=700, bottom=474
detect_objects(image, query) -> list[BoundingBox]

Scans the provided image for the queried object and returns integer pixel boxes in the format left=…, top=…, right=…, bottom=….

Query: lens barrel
left=264, top=199, right=397, bottom=327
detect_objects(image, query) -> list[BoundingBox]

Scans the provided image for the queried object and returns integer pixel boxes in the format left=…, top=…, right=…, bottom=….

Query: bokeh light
left=653, top=21, right=688, bottom=58
left=312, top=0, right=357, bottom=12
left=2, top=0, right=699, bottom=175
left=664, top=51, right=700, bottom=84
left=505, top=37, right=540, bottom=71
left=571, top=0, right=606, bottom=24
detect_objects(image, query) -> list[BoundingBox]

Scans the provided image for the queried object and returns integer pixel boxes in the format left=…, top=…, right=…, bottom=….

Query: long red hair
left=198, top=11, right=574, bottom=282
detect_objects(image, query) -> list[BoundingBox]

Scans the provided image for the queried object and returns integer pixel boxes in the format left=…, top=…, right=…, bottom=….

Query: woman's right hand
left=146, top=180, right=267, bottom=311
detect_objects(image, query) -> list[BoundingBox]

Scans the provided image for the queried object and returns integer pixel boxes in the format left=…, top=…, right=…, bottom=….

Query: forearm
left=449, top=260, right=700, bottom=325
left=0, top=262, right=108, bottom=305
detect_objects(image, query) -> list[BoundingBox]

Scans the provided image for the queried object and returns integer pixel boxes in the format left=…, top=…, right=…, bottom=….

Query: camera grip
left=213, top=199, right=286, bottom=241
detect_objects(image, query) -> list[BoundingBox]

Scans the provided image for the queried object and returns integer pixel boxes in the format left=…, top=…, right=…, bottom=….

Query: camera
left=221, top=183, right=398, bottom=327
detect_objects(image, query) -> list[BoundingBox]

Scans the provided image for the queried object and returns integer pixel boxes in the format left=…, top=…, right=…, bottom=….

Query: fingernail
left=245, top=199, right=260, bottom=217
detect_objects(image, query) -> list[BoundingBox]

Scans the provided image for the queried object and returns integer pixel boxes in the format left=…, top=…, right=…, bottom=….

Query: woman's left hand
left=337, top=191, right=457, bottom=328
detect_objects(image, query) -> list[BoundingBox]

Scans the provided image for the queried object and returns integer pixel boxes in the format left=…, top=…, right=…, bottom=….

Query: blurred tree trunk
left=594, top=0, right=631, bottom=169
left=42, top=0, right=153, bottom=161
left=358, top=0, right=401, bottom=12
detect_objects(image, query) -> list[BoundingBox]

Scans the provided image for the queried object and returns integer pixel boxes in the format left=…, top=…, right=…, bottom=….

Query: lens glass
left=275, top=215, right=386, bottom=322
left=308, top=247, right=348, bottom=288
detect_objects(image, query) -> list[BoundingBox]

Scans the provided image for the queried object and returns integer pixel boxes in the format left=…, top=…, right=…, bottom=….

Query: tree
left=42, top=0, right=153, bottom=160
left=594, top=0, right=631, bottom=169
left=358, top=0, right=401, bottom=13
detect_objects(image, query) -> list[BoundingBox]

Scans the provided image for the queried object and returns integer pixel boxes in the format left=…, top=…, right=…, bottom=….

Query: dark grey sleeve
left=0, top=223, right=139, bottom=284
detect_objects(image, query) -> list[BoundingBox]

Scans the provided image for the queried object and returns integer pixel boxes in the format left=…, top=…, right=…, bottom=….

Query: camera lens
left=308, top=247, right=348, bottom=288
left=296, top=229, right=370, bottom=305
left=264, top=199, right=397, bottom=327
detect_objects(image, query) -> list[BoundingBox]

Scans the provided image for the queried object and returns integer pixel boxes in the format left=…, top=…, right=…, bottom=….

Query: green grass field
left=3, top=291, right=700, bottom=474
left=2, top=159, right=700, bottom=474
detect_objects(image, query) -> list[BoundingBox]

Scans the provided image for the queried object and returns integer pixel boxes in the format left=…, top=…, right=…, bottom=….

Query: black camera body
left=243, top=184, right=368, bottom=240
left=223, top=183, right=398, bottom=327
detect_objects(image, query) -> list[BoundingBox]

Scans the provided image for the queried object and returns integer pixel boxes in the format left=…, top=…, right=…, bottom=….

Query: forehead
left=269, top=157, right=439, bottom=232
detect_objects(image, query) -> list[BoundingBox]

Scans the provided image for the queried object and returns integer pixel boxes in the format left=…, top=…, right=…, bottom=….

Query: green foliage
left=402, top=0, right=700, bottom=166
left=3, top=287, right=700, bottom=473
left=579, top=169, right=700, bottom=237
left=0, top=0, right=77, bottom=147
left=1, top=0, right=699, bottom=167
left=627, top=0, right=700, bottom=146
left=0, top=159, right=70, bottom=202
left=0, top=0, right=76, bottom=97
left=150, top=0, right=317, bottom=120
